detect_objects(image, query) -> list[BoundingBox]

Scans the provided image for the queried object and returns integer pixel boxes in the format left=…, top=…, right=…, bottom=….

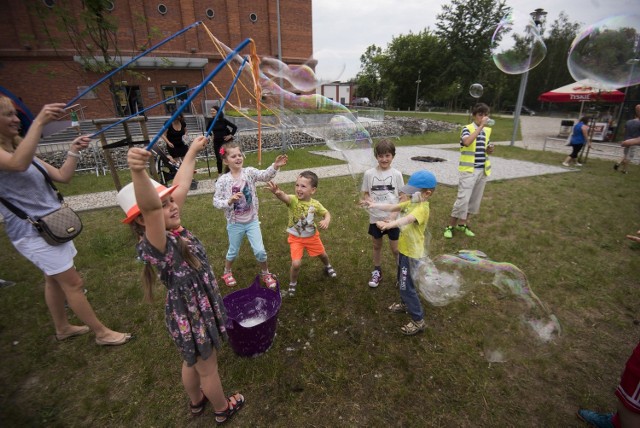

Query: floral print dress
left=137, top=228, right=227, bottom=366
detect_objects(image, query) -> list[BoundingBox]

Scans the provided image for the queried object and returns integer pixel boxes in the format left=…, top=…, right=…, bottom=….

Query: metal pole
left=510, top=70, right=528, bottom=146
left=414, top=70, right=421, bottom=112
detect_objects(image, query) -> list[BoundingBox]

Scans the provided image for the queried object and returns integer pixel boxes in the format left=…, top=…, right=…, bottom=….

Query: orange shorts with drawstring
left=287, top=231, right=325, bottom=261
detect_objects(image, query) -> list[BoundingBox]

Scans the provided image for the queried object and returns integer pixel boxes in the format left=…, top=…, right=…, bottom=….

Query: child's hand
left=266, top=181, right=280, bottom=194
left=274, top=154, right=288, bottom=169
left=127, top=147, right=151, bottom=172
left=627, top=230, right=640, bottom=243
left=359, top=199, right=372, bottom=208
left=318, top=218, right=329, bottom=230
left=190, top=135, right=208, bottom=153
left=376, top=220, right=391, bottom=231
left=228, top=192, right=243, bottom=205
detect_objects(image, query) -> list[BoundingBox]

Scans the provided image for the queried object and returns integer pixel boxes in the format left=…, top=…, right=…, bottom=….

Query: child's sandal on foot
left=189, top=392, right=208, bottom=416
left=215, top=393, right=245, bottom=424
left=387, top=302, right=407, bottom=313
left=324, top=265, right=337, bottom=278
left=221, top=272, right=237, bottom=287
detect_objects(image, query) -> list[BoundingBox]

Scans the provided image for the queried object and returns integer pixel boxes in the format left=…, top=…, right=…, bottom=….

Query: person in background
left=563, top=116, right=591, bottom=167
left=162, top=113, right=189, bottom=164
left=206, top=106, right=238, bottom=175
left=444, top=102, right=495, bottom=239
left=360, top=139, right=404, bottom=288
left=0, top=96, right=131, bottom=346
left=614, top=104, right=640, bottom=174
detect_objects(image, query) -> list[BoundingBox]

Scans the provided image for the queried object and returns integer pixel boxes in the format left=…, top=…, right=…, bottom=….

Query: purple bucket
left=222, top=275, right=281, bottom=357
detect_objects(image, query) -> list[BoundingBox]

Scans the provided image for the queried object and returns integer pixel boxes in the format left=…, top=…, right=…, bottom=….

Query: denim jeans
left=226, top=219, right=267, bottom=262
left=397, top=253, right=424, bottom=322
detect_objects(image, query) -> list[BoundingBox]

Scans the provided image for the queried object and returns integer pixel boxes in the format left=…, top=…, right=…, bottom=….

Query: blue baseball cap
left=400, top=170, right=437, bottom=194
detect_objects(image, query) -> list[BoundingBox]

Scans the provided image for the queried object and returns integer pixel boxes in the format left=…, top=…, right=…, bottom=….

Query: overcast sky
left=312, top=0, right=636, bottom=81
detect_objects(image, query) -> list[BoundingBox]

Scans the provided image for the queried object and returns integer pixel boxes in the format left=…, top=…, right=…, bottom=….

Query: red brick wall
left=0, top=0, right=312, bottom=119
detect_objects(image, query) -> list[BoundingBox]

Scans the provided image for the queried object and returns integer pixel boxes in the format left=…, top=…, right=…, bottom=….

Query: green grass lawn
left=1, top=126, right=639, bottom=426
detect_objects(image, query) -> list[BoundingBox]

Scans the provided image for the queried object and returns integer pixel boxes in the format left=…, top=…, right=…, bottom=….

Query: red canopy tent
left=538, top=78, right=625, bottom=103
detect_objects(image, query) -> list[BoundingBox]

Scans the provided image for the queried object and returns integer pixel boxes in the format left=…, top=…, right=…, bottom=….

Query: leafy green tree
left=435, top=0, right=509, bottom=103
left=356, top=45, right=386, bottom=106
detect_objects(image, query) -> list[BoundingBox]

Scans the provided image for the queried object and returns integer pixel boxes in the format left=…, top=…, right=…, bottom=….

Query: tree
left=356, top=45, right=385, bottom=106
left=435, top=0, right=510, bottom=103
left=32, top=0, right=158, bottom=116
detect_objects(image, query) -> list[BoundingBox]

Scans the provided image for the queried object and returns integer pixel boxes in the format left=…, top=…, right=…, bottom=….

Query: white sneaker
left=562, top=161, right=570, bottom=167
left=575, top=162, right=582, bottom=167
left=368, top=270, right=381, bottom=288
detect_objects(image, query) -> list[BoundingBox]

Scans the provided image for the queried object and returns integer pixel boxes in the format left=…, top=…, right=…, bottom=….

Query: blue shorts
left=368, top=223, right=400, bottom=240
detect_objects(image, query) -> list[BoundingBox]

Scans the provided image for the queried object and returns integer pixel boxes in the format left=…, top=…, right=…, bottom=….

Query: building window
left=249, top=13, right=258, bottom=23
left=158, top=4, right=167, bottom=15
left=205, top=8, right=214, bottom=19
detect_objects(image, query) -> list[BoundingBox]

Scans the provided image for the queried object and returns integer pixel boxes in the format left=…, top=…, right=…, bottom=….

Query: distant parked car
left=502, top=105, right=536, bottom=116
left=351, top=97, right=370, bottom=106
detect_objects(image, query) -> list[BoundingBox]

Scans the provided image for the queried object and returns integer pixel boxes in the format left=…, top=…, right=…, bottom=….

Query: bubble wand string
left=89, top=87, right=198, bottom=138
left=145, top=38, right=252, bottom=151
left=205, top=56, right=249, bottom=137
left=65, top=21, right=202, bottom=108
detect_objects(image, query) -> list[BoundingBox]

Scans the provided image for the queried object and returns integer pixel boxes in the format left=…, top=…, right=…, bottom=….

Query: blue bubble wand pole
left=205, top=55, right=249, bottom=137
left=146, top=38, right=252, bottom=151
left=89, top=87, right=198, bottom=138
left=65, top=21, right=202, bottom=108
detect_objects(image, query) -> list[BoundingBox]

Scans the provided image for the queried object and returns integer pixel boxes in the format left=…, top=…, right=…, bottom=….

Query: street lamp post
left=510, top=8, right=547, bottom=146
left=415, top=70, right=421, bottom=111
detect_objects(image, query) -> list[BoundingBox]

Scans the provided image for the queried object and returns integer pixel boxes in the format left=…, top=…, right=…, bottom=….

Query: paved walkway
left=65, top=116, right=627, bottom=212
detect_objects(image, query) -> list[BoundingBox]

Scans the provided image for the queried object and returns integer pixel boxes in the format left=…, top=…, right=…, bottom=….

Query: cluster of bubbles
left=490, top=12, right=547, bottom=75
left=205, top=32, right=374, bottom=173
left=567, top=14, right=640, bottom=90
left=411, top=250, right=561, bottom=363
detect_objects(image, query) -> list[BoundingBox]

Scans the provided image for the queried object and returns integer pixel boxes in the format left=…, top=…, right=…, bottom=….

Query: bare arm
left=40, top=135, right=91, bottom=183
left=461, top=117, right=489, bottom=147
left=0, top=103, right=66, bottom=172
left=171, top=136, right=207, bottom=208
left=318, top=210, right=331, bottom=230
left=128, top=147, right=166, bottom=252
left=377, top=213, right=415, bottom=231
left=622, top=136, right=640, bottom=147
left=266, top=181, right=291, bottom=204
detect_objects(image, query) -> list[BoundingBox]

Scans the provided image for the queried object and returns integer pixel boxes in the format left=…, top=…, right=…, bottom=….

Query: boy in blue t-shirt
left=361, top=169, right=437, bottom=335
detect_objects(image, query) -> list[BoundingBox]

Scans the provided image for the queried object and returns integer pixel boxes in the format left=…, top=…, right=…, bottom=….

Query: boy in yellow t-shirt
left=361, top=169, right=437, bottom=335
left=266, top=171, right=336, bottom=297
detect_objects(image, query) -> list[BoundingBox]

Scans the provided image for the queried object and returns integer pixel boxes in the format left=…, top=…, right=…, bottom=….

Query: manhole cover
left=411, top=156, right=447, bottom=163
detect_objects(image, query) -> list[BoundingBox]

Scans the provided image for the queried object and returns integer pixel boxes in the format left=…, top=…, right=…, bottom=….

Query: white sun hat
left=116, top=179, right=178, bottom=224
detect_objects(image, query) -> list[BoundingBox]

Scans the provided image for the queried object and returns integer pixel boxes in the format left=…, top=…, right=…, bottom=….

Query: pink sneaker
left=221, top=272, right=237, bottom=287
left=262, top=273, right=277, bottom=290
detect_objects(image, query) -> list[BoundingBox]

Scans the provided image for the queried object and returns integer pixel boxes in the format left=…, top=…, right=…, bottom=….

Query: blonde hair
left=0, top=96, right=20, bottom=151
left=130, top=220, right=202, bottom=303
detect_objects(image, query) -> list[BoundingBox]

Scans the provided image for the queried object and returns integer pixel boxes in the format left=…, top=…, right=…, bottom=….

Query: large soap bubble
left=469, top=83, right=484, bottom=98
left=568, top=15, right=640, bottom=89
left=412, top=250, right=561, bottom=362
left=491, top=12, right=547, bottom=74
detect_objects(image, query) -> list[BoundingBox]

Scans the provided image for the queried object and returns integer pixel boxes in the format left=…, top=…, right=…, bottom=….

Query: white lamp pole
left=510, top=8, right=547, bottom=146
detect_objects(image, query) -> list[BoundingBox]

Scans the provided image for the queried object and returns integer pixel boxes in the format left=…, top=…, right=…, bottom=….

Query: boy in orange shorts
left=266, top=171, right=336, bottom=296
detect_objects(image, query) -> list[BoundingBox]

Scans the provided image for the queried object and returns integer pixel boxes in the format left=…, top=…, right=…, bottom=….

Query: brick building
left=0, top=0, right=313, bottom=119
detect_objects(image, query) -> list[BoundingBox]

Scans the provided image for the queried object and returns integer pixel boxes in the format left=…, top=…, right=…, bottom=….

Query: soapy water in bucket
left=411, top=250, right=561, bottom=362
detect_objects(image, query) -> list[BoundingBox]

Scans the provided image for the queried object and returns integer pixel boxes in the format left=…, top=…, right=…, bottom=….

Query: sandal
left=387, top=302, right=407, bottom=313
left=324, top=265, right=337, bottom=278
left=189, top=392, right=208, bottom=417
left=261, top=273, right=278, bottom=291
left=400, top=319, right=426, bottom=336
left=221, top=272, right=237, bottom=287
left=214, top=393, right=245, bottom=424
